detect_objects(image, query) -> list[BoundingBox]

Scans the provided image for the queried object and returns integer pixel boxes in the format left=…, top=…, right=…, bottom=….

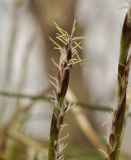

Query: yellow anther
left=71, top=19, right=76, bottom=38
left=49, top=36, right=64, bottom=52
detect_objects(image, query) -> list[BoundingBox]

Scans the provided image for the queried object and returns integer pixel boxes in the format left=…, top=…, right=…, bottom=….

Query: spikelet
left=48, top=20, right=86, bottom=160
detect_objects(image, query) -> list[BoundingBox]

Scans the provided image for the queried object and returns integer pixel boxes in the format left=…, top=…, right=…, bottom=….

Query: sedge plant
left=106, top=7, right=131, bottom=160
left=48, top=21, right=86, bottom=160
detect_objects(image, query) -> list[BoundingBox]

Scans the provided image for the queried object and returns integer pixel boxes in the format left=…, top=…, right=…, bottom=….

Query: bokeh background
left=0, top=0, right=131, bottom=159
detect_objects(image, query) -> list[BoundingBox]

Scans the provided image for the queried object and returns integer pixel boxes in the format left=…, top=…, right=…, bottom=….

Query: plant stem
left=0, top=91, right=48, bottom=101
left=48, top=21, right=84, bottom=160
left=48, top=43, right=71, bottom=160
left=106, top=8, right=131, bottom=160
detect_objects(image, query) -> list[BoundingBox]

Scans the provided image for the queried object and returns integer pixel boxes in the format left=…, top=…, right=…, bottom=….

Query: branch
left=7, top=130, right=47, bottom=150
left=0, top=91, right=48, bottom=101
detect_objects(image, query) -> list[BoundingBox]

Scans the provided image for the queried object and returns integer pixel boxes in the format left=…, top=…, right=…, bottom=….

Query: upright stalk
left=48, top=21, right=85, bottom=160
left=48, top=42, right=72, bottom=160
left=106, top=8, right=131, bottom=160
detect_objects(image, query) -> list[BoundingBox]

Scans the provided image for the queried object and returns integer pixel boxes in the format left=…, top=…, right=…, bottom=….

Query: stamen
left=70, top=19, right=76, bottom=38
left=49, top=36, right=64, bottom=51
left=53, top=21, right=68, bottom=35
left=56, top=36, right=67, bottom=45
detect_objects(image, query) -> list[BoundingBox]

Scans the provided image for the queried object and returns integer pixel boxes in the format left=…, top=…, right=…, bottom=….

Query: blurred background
left=0, top=0, right=131, bottom=159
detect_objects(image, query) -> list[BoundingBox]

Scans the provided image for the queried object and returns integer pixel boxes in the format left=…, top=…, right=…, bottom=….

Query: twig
left=67, top=88, right=105, bottom=150
left=7, top=130, right=47, bottom=150
left=0, top=91, right=48, bottom=101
